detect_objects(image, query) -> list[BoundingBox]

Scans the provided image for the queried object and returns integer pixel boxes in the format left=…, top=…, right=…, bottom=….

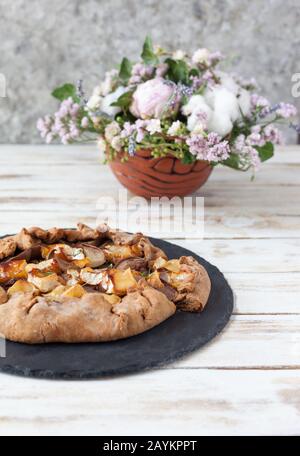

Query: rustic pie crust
left=0, top=224, right=211, bottom=344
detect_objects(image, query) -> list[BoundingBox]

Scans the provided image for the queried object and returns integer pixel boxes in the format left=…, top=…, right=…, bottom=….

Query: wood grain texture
left=0, top=144, right=299, bottom=436
left=0, top=370, right=299, bottom=436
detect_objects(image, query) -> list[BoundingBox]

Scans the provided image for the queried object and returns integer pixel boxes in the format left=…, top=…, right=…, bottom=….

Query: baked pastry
left=0, top=224, right=211, bottom=344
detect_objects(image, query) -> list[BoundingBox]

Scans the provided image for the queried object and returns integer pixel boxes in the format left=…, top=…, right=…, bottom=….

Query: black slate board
left=0, top=238, right=234, bottom=379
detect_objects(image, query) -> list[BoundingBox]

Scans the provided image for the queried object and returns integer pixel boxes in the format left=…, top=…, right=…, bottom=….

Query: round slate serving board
left=0, top=238, right=233, bottom=379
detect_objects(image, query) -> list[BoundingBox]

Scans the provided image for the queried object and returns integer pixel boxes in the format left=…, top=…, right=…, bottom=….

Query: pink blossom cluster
left=190, top=70, right=216, bottom=91
left=233, top=123, right=283, bottom=170
left=247, top=124, right=282, bottom=146
left=129, top=63, right=154, bottom=85
left=251, top=95, right=297, bottom=120
left=37, top=98, right=81, bottom=144
left=186, top=132, right=230, bottom=162
left=121, top=118, right=162, bottom=143
left=234, top=135, right=260, bottom=170
left=275, top=102, right=298, bottom=119
left=250, top=93, right=271, bottom=115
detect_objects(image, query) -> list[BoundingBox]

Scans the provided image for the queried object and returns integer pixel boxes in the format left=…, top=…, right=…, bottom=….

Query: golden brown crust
left=0, top=286, right=176, bottom=344
left=0, top=237, right=17, bottom=260
left=0, top=223, right=212, bottom=343
left=176, top=256, right=211, bottom=312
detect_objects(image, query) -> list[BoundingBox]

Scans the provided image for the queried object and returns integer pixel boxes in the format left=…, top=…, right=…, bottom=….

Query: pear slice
left=62, top=284, right=86, bottom=298
left=103, top=244, right=134, bottom=263
left=28, top=271, right=60, bottom=293
left=110, top=268, right=137, bottom=295
left=0, top=259, right=28, bottom=284
left=7, top=279, right=38, bottom=297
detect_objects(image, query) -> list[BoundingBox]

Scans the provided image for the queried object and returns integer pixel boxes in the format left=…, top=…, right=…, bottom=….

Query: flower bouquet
left=37, top=37, right=297, bottom=197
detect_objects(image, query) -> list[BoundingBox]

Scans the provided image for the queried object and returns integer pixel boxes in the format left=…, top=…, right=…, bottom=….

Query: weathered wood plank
left=0, top=369, right=299, bottom=436
left=227, top=272, right=300, bottom=314
left=173, top=315, right=300, bottom=368
left=176, top=239, right=300, bottom=273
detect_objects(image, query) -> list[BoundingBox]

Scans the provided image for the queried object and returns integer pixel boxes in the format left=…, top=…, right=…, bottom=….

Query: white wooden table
left=0, top=145, right=299, bottom=436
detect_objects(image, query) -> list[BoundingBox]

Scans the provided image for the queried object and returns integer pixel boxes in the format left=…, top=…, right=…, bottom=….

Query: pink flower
left=186, top=133, right=230, bottom=162
left=275, top=102, right=297, bottom=119
left=263, top=124, right=283, bottom=144
left=130, top=78, right=178, bottom=119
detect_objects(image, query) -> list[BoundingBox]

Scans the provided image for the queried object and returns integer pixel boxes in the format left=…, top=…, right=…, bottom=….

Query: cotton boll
left=237, top=88, right=251, bottom=117
left=101, top=86, right=127, bottom=117
left=182, top=95, right=213, bottom=133
left=187, top=112, right=203, bottom=132
left=216, top=71, right=239, bottom=95
left=207, top=111, right=234, bottom=137
left=206, top=86, right=240, bottom=122
left=182, top=95, right=208, bottom=116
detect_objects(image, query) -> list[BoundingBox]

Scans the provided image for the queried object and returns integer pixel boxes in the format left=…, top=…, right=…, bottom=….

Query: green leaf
left=52, top=83, right=79, bottom=102
left=222, top=154, right=241, bottom=170
left=141, top=36, right=159, bottom=65
left=181, top=150, right=196, bottom=165
left=119, top=58, right=132, bottom=83
left=111, top=91, right=133, bottom=111
left=189, top=68, right=199, bottom=78
left=255, top=142, right=274, bottom=162
left=165, top=58, right=189, bottom=85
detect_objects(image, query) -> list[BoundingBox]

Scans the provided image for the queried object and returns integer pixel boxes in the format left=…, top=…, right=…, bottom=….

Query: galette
left=0, top=224, right=211, bottom=344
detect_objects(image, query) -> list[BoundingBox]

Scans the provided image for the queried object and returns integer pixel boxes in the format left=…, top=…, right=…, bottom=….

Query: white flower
left=105, top=121, right=121, bottom=142
left=167, top=120, right=182, bottom=136
left=216, top=71, right=239, bottom=95
left=97, top=136, right=107, bottom=158
left=86, top=93, right=103, bottom=111
left=99, top=69, right=118, bottom=96
left=207, top=112, right=235, bottom=137
left=238, top=88, right=251, bottom=116
left=204, top=86, right=240, bottom=136
left=192, top=48, right=211, bottom=65
left=145, top=119, right=161, bottom=135
left=172, top=50, right=186, bottom=60
left=110, top=135, right=123, bottom=151
left=101, top=86, right=127, bottom=117
left=93, top=85, right=103, bottom=96
left=182, top=95, right=213, bottom=133
left=216, top=71, right=251, bottom=117
left=182, top=95, right=210, bottom=116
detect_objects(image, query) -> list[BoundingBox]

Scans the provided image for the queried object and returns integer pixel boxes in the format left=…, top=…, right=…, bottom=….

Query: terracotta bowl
left=109, top=149, right=212, bottom=198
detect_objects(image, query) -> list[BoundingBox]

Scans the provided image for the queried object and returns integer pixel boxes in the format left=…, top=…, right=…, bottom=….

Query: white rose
left=100, top=86, right=127, bottom=117
left=192, top=48, right=211, bottom=65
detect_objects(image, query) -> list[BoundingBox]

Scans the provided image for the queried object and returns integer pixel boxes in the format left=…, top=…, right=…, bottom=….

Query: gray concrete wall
left=0, top=0, right=299, bottom=143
